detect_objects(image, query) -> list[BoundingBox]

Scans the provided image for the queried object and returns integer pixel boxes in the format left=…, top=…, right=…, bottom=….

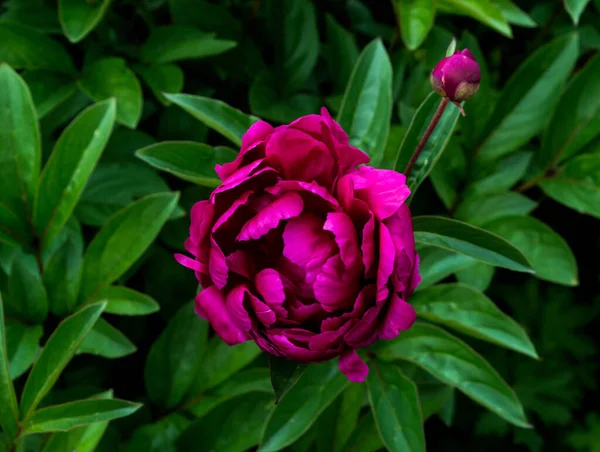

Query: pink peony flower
left=176, top=108, right=421, bottom=382
left=430, top=49, right=481, bottom=102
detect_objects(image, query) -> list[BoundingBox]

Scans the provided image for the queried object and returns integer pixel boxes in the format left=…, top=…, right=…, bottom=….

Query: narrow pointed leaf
left=0, top=297, right=20, bottom=441
left=77, top=318, right=136, bottom=359
left=394, top=0, right=436, bottom=50
left=59, top=0, right=111, bottom=43
left=269, top=356, right=308, bottom=404
left=6, top=322, right=43, bottom=380
left=93, top=286, right=160, bottom=316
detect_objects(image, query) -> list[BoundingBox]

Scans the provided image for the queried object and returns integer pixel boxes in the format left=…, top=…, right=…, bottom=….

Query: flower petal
left=314, top=254, right=359, bottom=312
left=338, top=349, right=369, bottom=382
left=237, top=192, right=304, bottom=241
left=324, top=212, right=361, bottom=269
left=379, top=293, right=416, bottom=340
left=209, top=239, right=228, bottom=289
left=225, top=285, right=253, bottom=333
left=255, top=268, right=286, bottom=305
left=196, top=286, right=249, bottom=345
left=376, top=223, right=396, bottom=304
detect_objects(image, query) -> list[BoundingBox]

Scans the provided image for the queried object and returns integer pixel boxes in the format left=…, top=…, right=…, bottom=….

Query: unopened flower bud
left=430, top=49, right=481, bottom=102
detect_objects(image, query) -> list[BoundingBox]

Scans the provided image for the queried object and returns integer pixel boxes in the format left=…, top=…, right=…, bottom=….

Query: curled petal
left=339, top=349, right=369, bottom=383
left=237, top=192, right=304, bottom=241
left=344, top=306, right=381, bottom=348
left=314, top=255, right=359, bottom=312
left=209, top=239, right=228, bottom=289
left=324, top=212, right=361, bottom=269
left=283, top=213, right=334, bottom=270
left=379, top=293, right=416, bottom=340
left=196, top=287, right=249, bottom=345
left=174, top=253, right=206, bottom=273
left=376, top=223, right=396, bottom=304
left=226, top=285, right=253, bottom=333
left=255, top=268, right=286, bottom=305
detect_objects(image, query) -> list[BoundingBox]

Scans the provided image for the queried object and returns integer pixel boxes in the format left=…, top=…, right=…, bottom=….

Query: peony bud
left=430, top=49, right=481, bottom=102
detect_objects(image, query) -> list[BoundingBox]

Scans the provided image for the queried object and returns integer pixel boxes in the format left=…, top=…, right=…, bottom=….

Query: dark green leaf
left=78, top=58, right=142, bottom=129
left=0, top=297, right=20, bottom=441
left=93, top=286, right=159, bottom=316
left=5, top=321, right=42, bottom=380
left=395, top=0, right=436, bottom=50
left=455, top=192, right=537, bottom=226
left=375, top=322, right=530, bottom=428
left=476, top=34, right=579, bottom=161
left=337, top=39, right=392, bottom=166
left=22, top=399, right=141, bottom=434
left=180, top=393, right=274, bottom=452
left=34, top=99, right=117, bottom=250
left=412, top=283, right=538, bottom=357
left=0, top=0, right=61, bottom=34
left=269, top=356, right=308, bottom=404
left=345, top=413, right=384, bottom=452
left=124, top=413, right=189, bottom=452
left=413, top=216, right=534, bottom=272
left=333, top=384, right=365, bottom=452
left=79, top=192, right=179, bottom=301
left=260, top=361, right=349, bottom=452
left=168, top=0, right=241, bottom=38
left=0, top=23, right=75, bottom=73
left=140, top=26, right=236, bottom=64
left=492, top=0, right=537, bottom=27
left=136, top=142, right=236, bottom=187
left=20, top=302, right=106, bottom=417
left=455, top=263, right=495, bottom=292
left=136, top=64, right=184, bottom=106
left=437, top=0, right=511, bottom=36
left=540, top=154, right=600, bottom=219
left=267, top=0, right=319, bottom=93
left=485, top=216, right=578, bottom=286
left=534, top=53, right=600, bottom=174
left=77, top=318, right=136, bottom=359
left=186, top=338, right=261, bottom=397
left=325, top=14, right=359, bottom=93
left=40, top=88, right=92, bottom=137
left=59, top=0, right=111, bottom=43
left=5, top=253, right=48, bottom=323
left=466, top=151, right=532, bottom=196
left=75, top=162, right=170, bottom=227
left=395, top=94, right=461, bottom=193
left=565, top=0, right=591, bottom=24
left=164, top=93, right=258, bottom=146
left=429, top=138, right=466, bottom=209
left=416, top=245, right=475, bottom=290
left=21, top=71, right=76, bottom=119
left=0, top=64, right=41, bottom=231
left=418, top=382, right=453, bottom=421
left=380, top=125, right=407, bottom=170
left=367, top=361, right=425, bottom=452
left=145, top=303, right=208, bottom=409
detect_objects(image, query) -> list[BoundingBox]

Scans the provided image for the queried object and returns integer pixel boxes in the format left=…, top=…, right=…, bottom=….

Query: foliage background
left=0, top=0, right=599, bottom=451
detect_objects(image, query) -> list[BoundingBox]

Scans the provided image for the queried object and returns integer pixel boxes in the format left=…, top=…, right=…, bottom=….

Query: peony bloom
left=430, top=49, right=481, bottom=102
left=176, top=109, right=421, bottom=382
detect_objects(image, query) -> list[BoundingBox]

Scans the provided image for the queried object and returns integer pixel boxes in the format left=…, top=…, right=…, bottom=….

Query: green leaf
left=333, top=384, right=365, bottom=452
left=366, top=361, right=425, bottom=452
left=484, top=216, right=578, bottom=286
left=140, top=26, right=236, bottom=64
left=394, top=0, right=436, bottom=50
left=345, top=413, right=384, bottom=452
left=437, top=0, right=511, bottom=37
left=77, top=318, right=136, bottom=359
left=455, top=192, right=537, bottom=227
left=259, top=361, right=349, bottom=452
left=375, top=322, right=530, bottom=428
left=269, top=357, right=308, bottom=404
left=179, top=393, right=274, bottom=452
left=413, top=216, right=534, bottom=273
left=79, top=192, right=179, bottom=301
left=267, top=0, right=319, bottom=93
left=5, top=322, right=42, bottom=380
left=429, top=138, right=466, bottom=209
left=337, top=39, right=393, bottom=166
left=412, top=283, right=538, bottom=358
left=5, top=254, right=48, bottom=323
left=21, top=71, right=76, bottom=119
left=34, top=99, right=117, bottom=250
left=164, top=93, right=258, bottom=146
left=455, top=263, right=495, bottom=292
left=380, top=125, right=407, bottom=170
left=416, top=245, right=475, bottom=290
left=418, top=382, right=453, bottom=421
left=145, top=303, right=208, bottom=409
left=186, top=338, right=261, bottom=396
left=21, top=399, right=141, bottom=435
left=124, top=413, right=189, bottom=452
left=75, top=162, right=170, bottom=227
left=20, top=302, right=106, bottom=417
left=492, top=0, right=537, bottom=27
left=476, top=34, right=579, bottom=161
left=0, top=0, right=61, bottom=34
left=325, top=14, right=360, bottom=93
left=395, top=94, right=461, bottom=193
left=565, top=0, right=591, bottom=24
left=466, top=151, right=532, bottom=197
left=136, top=64, right=184, bottom=106
left=93, top=286, right=159, bottom=316
left=136, top=142, right=236, bottom=187
left=0, top=297, right=20, bottom=441
left=0, top=23, right=75, bottom=74
left=534, top=53, right=600, bottom=174
left=540, top=154, right=600, bottom=219
left=0, top=64, right=41, bottom=228
left=59, top=0, right=111, bottom=43
left=78, top=58, right=143, bottom=129
left=42, top=219, right=83, bottom=317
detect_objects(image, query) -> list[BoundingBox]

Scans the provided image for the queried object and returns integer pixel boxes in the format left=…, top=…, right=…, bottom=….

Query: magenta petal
left=174, top=253, right=206, bottom=273
left=362, top=215, right=376, bottom=278
left=314, top=255, right=359, bottom=312
left=255, top=268, right=286, bottom=305
left=225, top=285, right=253, bottom=333
left=209, top=239, right=228, bottom=289
left=324, top=212, right=361, bottom=269
left=196, top=286, right=249, bottom=345
left=344, top=306, right=381, bottom=348
left=339, top=349, right=369, bottom=382
left=376, top=223, right=396, bottom=303
left=248, top=293, right=277, bottom=327
left=319, top=107, right=349, bottom=145
left=379, top=293, right=416, bottom=340
left=288, top=114, right=323, bottom=137
left=189, top=201, right=214, bottom=247
left=226, top=250, right=255, bottom=280
left=237, top=192, right=304, bottom=241
left=212, top=191, right=252, bottom=233
left=283, top=213, right=333, bottom=268
left=348, top=166, right=411, bottom=220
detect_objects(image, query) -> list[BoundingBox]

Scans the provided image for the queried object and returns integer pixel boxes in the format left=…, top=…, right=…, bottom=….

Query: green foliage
left=0, top=0, right=598, bottom=450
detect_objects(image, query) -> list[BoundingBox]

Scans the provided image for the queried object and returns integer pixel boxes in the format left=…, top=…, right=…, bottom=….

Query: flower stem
left=404, top=97, right=450, bottom=177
